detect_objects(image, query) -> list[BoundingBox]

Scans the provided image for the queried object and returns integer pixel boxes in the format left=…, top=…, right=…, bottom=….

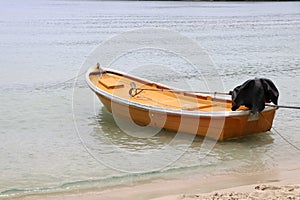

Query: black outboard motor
left=230, top=78, right=279, bottom=114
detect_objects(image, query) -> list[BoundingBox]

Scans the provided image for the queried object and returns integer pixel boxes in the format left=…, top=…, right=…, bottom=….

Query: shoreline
left=10, top=166, right=300, bottom=200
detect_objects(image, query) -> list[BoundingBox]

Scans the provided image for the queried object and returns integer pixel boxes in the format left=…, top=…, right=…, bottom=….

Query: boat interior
left=89, top=70, right=247, bottom=112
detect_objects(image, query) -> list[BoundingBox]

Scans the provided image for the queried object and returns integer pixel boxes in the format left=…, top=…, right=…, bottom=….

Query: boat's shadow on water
left=86, top=107, right=277, bottom=173
left=93, top=107, right=181, bottom=151
left=93, top=107, right=275, bottom=150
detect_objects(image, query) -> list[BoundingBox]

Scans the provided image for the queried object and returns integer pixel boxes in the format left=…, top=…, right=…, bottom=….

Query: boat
left=86, top=64, right=277, bottom=140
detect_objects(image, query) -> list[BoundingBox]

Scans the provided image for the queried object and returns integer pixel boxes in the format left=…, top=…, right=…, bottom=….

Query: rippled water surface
left=0, top=0, right=299, bottom=197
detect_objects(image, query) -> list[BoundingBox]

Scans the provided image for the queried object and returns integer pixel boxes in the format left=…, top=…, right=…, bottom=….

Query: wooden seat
left=99, top=76, right=124, bottom=89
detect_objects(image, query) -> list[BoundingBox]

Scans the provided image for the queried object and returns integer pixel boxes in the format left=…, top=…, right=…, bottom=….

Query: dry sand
left=153, top=184, right=300, bottom=200
left=10, top=167, right=300, bottom=200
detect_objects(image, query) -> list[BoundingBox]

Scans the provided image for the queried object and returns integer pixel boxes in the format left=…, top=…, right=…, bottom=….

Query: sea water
left=0, top=0, right=299, bottom=197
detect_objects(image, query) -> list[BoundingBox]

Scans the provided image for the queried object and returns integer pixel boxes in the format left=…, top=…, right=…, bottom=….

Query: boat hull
left=95, top=92, right=276, bottom=140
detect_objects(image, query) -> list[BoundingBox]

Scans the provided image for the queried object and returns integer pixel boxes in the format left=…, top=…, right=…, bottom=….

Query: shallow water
left=0, top=0, right=299, bottom=197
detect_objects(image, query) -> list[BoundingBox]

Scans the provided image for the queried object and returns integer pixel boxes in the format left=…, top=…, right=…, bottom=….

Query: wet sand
left=12, top=167, right=300, bottom=200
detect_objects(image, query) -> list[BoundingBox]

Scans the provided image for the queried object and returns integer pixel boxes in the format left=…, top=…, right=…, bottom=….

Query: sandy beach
left=155, top=184, right=300, bottom=200
left=153, top=182, right=300, bottom=200
left=11, top=166, right=300, bottom=200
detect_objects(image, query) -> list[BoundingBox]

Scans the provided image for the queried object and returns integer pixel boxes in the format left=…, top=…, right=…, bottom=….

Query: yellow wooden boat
left=86, top=64, right=277, bottom=140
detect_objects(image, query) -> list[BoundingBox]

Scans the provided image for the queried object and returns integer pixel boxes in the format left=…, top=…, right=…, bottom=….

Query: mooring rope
left=129, top=82, right=230, bottom=97
left=266, top=103, right=300, bottom=110
left=272, top=125, right=300, bottom=152
left=35, top=70, right=87, bottom=90
left=260, top=113, right=300, bottom=152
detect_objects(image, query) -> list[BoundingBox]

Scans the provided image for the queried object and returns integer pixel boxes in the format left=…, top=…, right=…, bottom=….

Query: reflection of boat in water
left=95, top=107, right=177, bottom=150
left=86, top=64, right=277, bottom=140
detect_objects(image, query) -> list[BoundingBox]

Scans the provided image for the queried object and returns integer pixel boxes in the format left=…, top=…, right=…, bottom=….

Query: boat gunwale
left=85, top=67, right=277, bottom=118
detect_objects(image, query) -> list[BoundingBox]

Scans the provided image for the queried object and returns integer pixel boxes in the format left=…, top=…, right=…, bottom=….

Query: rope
left=260, top=113, right=300, bottom=152
left=129, top=82, right=230, bottom=97
left=272, top=126, right=300, bottom=152
left=265, top=103, right=300, bottom=110
left=35, top=70, right=87, bottom=90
